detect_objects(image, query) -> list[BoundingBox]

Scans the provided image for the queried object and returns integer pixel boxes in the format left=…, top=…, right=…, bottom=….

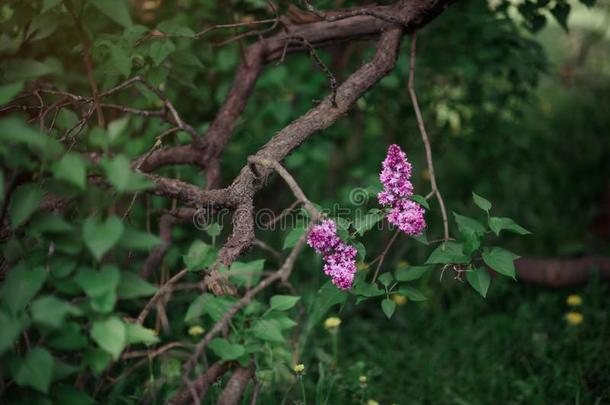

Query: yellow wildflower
left=391, top=294, right=407, bottom=306
left=359, top=376, right=367, bottom=384
left=566, top=294, right=582, bottom=307
left=367, top=400, right=380, bottom=405
left=188, top=325, right=205, bottom=336
left=565, top=311, right=583, bottom=326
left=324, top=317, right=341, bottom=330
left=293, top=364, right=305, bottom=374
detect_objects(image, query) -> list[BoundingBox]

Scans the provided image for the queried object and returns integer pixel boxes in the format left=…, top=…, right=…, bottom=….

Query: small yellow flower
left=359, top=375, right=367, bottom=384
left=565, top=311, right=583, bottom=326
left=566, top=294, right=582, bottom=307
left=324, top=317, right=342, bottom=330
left=293, top=364, right=305, bottom=374
left=391, top=294, right=407, bottom=306
left=367, top=400, right=379, bottom=405
left=188, top=325, right=205, bottom=336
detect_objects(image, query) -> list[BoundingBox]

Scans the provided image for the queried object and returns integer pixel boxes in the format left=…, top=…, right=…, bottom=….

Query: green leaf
left=352, top=281, right=384, bottom=298
left=425, top=242, right=470, bottom=265
left=27, top=12, right=59, bottom=42
left=378, top=272, right=394, bottom=287
left=203, top=296, right=234, bottom=322
left=120, top=227, right=162, bottom=251
left=1, top=265, right=47, bottom=315
left=353, top=210, right=384, bottom=236
left=270, top=295, right=300, bottom=311
left=110, top=45, right=132, bottom=77
left=89, top=0, right=133, bottom=28
left=265, top=313, right=297, bottom=329
left=472, top=192, right=491, bottom=212
left=395, top=265, right=431, bottom=282
left=184, top=295, right=206, bottom=322
left=184, top=294, right=234, bottom=322
left=9, top=183, right=44, bottom=228
left=125, top=323, right=159, bottom=345
left=91, top=316, right=126, bottom=360
left=3, top=59, right=57, bottom=82
left=75, top=266, right=120, bottom=298
left=466, top=267, right=491, bottom=298
left=27, top=213, right=74, bottom=235
left=551, top=0, right=570, bottom=31
left=398, top=286, right=427, bottom=301
left=381, top=299, right=396, bottom=319
left=107, top=116, right=130, bottom=143
left=208, top=339, right=246, bottom=361
left=82, top=216, right=124, bottom=260
left=15, top=348, right=54, bottom=393
left=283, top=226, right=305, bottom=249
left=52, top=153, right=87, bottom=191
left=117, top=272, right=157, bottom=299
left=228, top=259, right=265, bottom=287
left=205, top=223, right=222, bottom=238
left=149, top=39, right=176, bottom=66
left=307, top=282, right=348, bottom=331
left=0, top=310, right=28, bottom=355
left=488, top=217, right=531, bottom=236
left=411, top=194, right=430, bottom=210
left=0, top=82, right=23, bottom=105
left=251, top=319, right=284, bottom=343
left=47, top=322, right=87, bottom=352
left=31, top=295, right=82, bottom=329
left=101, top=155, right=152, bottom=193
left=52, top=358, right=79, bottom=382
left=482, top=247, right=519, bottom=279
left=84, top=348, right=112, bottom=375
left=184, top=240, right=216, bottom=271
left=453, top=212, right=486, bottom=234
left=53, top=385, right=95, bottom=405
left=0, top=117, right=63, bottom=160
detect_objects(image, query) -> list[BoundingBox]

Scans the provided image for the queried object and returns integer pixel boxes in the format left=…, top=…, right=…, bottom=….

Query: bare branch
left=407, top=34, right=450, bottom=241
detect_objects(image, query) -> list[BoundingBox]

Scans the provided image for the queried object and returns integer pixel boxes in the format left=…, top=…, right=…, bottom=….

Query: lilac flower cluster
left=378, top=144, right=426, bottom=235
left=307, top=219, right=357, bottom=290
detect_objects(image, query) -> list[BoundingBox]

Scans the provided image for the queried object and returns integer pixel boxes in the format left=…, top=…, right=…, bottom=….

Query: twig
left=281, top=35, right=338, bottom=107
left=136, top=269, right=189, bottom=324
left=188, top=226, right=311, bottom=371
left=65, top=0, right=105, bottom=128
left=371, top=229, right=401, bottom=282
left=247, top=157, right=321, bottom=219
left=407, top=34, right=449, bottom=241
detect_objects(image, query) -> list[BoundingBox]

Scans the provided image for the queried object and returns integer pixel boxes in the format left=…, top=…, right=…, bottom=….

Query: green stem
left=299, top=376, right=307, bottom=405
left=331, top=332, right=338, bottom=368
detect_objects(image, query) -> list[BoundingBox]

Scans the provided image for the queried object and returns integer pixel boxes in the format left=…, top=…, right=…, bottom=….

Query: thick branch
left=167, top=362, right=229, bottom=405
left=216, top=363, right=256, bottom=405
left=214, top=27, right=404, bottom=269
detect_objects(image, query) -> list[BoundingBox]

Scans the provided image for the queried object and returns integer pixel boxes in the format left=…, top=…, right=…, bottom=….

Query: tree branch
left=407, top=33, right=450, bottom=241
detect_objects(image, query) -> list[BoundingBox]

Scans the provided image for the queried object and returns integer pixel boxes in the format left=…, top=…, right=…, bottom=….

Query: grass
left=266, top=275, right=610, bottom=405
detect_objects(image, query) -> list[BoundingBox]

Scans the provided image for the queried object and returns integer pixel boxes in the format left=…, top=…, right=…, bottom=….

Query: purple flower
left=387, top=199, right=426, bottom=236
left=378, top=144, right=413, bottom=204
left=307, top=219, right=340, bottom=254
left=378, top=144, right=426, bottom=236
left=307, top=219, right=357, bottom=290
